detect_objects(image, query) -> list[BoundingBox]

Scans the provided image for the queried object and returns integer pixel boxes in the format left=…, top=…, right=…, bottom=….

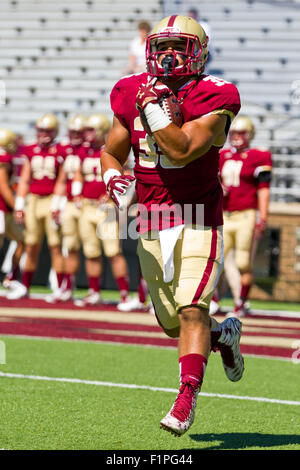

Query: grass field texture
left=0, top=335, right=299, bottom=450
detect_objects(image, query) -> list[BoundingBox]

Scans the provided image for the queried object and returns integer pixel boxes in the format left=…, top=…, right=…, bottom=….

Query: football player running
left=0, top=129, right=25, bottom=296
left=101, top=15, right=245, bottom=436
left=218, top=116, right=272, bottom=318
left=12, top=113, right=64, bottom=300
left=71, top=114, right=131, bottom=308
left=51, top=114, right=88, bottom=301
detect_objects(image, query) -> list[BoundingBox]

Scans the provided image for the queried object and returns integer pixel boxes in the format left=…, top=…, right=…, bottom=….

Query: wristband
left=71, top=181, right=83, bottom=197
left=143, top=102, right=172, bottom=133
left=103, top=169, right=121, bottom=187
left=14, top=196, right=25, bottom=211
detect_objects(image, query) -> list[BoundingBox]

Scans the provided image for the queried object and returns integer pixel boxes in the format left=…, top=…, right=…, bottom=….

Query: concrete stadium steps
left=165, top=0, right=300, bottom=129
left=0, top=10, right=161, bottom=20
left=0, top=0, right=300, bottom=202
left=0, top=28, right=141, bottom=40
left=0, top=0, right=162, bottom=139
left=0, top=0, right=160, bottom=8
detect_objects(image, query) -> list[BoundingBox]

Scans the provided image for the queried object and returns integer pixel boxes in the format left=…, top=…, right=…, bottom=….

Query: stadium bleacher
left=164, top=0, right=300, bottom=201
left=0, top=0, right=163, bottom=136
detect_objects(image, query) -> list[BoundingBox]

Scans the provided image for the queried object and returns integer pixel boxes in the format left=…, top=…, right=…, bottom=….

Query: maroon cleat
left=160, top=379, right=200, bottom=436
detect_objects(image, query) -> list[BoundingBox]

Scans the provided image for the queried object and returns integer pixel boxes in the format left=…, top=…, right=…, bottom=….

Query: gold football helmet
left=230, top=116, right=255, bottom=139
left=35, top=113, right=59, bottom=145
left=68, top=114, right=87, bottom=146
left=68, top=114, right=87, bottom=132
left=36, top=113, right=59, bottom=133
left=229, top=116, right=255, bottom=150
left=85, top=114, right=111, bottom=139
left=0, top=129, right=18, bottom=154
left=146, top=15, right=209, bottom=78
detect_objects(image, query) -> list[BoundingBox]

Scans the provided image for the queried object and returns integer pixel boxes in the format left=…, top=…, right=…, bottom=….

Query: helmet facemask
left=4, top=141, right=17, bottom=154
left=68, top=129, right=85, bottom=146
left=84, top=126, right=108, bottom=147
left=68, top=115, right=87, bottom=146
left=35, top=114, right=59, bottom=146
left=229, top=131, right=252, bottom=151
left=84, top=127, right=98, bottom=145
left=146, top=32, right=208, bottom=78
left=84, top=114, right=111, bottom=147
left=229, top=116, right=255, bottom=151
left=36, top=128, right=57, bottom=146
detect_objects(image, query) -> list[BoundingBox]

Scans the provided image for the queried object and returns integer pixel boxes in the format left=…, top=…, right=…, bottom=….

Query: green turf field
left=0, top=335, right=299, bottom=450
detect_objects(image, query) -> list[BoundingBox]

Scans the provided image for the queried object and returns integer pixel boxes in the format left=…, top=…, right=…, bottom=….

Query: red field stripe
left=2, top=316, right=299, bottom=339
left=242, top=331, right=300, bottom=339
left=1, top=298, right=300, bottom=359
left=0, top=316, right=162, bottom=333
left=242, top=321, right=300, bottom=330
left=0, top=321, right=177, bottom=347
left=244, top=325, right=300, bottom=331
left=241, top=314, right=300, bottom=323
left=0, top=297, right=120, bottom=311
left=1, top=297, right=300, bottom=322
left=0, top=320, right=298, bottom=359
left=238, top=344, right=295, bottom=360
left=214, top=312, right=300, bottom=323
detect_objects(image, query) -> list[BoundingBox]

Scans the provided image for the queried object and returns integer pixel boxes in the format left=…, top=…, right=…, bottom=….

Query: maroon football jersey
left=23, top=142, right=64, bottom=195
left=110, top=73, right=241, bottom=232
left=12, top=149, right=25, bottom=191
left=219, top=147, right=272, bottom=212
left=60, top=142, right=84, bottom=200
left=0, top=146, right=25, bottom=212
left=78, top=145, right=106, bottom=200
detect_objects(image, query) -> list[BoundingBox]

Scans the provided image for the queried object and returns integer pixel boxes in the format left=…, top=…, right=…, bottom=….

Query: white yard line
left=0, top=371, right=299, bottom=407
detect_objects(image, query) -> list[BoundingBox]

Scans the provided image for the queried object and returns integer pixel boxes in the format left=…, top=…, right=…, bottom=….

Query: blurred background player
left=0, top=129, right=25, bottom=296
left=12, top=113, right=65, bottom=300
left=217, top=116, right=272, bottom=317
left=51, top=114, right=87, bottom=301
left=72, top=113, right=131, bottom=308
left=186, top=7, right=214, bottom=65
